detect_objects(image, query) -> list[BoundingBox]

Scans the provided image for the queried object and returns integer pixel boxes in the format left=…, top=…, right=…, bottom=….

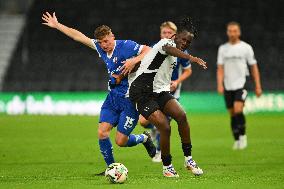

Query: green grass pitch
left=0, top=113, right=283, bottom=189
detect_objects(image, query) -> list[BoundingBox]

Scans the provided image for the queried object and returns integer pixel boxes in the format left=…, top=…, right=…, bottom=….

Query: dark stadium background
left=1, top=0, right=283, bottom=92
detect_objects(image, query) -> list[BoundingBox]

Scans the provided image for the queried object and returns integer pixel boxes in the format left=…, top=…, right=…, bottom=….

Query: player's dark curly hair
left=177, top=17, right=197, bottom=38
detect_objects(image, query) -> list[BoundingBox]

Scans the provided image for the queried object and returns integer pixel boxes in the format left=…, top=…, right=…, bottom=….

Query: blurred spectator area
left=0, top=0, right=33, bottom=14
left=2, top=0, right=284, bottom=91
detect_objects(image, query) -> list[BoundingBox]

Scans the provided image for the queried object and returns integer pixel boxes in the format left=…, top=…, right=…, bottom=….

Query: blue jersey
left=171, top=49, right=191, bottom=81
left=92, top=39, right=142, bottom=96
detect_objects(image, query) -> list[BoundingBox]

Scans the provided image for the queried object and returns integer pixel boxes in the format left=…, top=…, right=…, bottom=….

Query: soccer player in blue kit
left=42, top=12, right=156, bottom=174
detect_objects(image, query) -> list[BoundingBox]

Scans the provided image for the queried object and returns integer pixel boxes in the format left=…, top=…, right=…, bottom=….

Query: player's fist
left=42, top=12, right=59, bottom=29
left=217, top=85, right=224, bottom=95
left=170, top=81, right=178, bottom=92
left=112, top=74, right=122, bottom=84
left=120, top=58, right=136, bottom=75
left=255, top=87, right=262, bottom=97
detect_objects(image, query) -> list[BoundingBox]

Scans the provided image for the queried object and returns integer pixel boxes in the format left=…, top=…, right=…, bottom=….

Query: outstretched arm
left=42, top=12, right=93, bottom=48
left=162, top=45, right=207, bottom=69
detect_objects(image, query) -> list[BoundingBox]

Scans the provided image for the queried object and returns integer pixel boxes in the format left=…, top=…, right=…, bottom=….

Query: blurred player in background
left=139, top=21, right=192, bottom=162
left=41, top=12, right=156, bottom=174
left=217, top=21, right=262, bottom=150
left=129, top=18, right=207, bottom=177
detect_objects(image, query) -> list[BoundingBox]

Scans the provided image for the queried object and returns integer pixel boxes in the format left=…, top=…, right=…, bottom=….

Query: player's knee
left=234, top=102, right=244, bottom=114
left=174, top=110, right=187, bottom=125
left=234, top=107, right=243, bottom=114
left=139, top=119, right=150, bottom=127
left=158, top=120, right=171, bottom=135
left=148, top=111, right=170, bottom=134
left=98, top=127, right=110, bottom=139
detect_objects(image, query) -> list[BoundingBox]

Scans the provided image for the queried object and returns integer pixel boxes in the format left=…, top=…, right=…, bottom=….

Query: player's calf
left=98, top=122, right=115, bottom=166
left=115, top=131, right=146, bottom=147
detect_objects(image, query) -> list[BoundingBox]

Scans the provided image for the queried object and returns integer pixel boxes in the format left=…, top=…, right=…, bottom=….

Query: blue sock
left=126, top=134, right=145, bottom=147
left=144, top=123, right=154, bottom=129
left=156, top=133, right=161, bottom=151
left=99, top=138, right=115, bottom=166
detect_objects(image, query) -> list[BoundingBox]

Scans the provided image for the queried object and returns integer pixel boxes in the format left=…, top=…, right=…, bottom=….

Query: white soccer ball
left=105, top=163, right=128, bottom=184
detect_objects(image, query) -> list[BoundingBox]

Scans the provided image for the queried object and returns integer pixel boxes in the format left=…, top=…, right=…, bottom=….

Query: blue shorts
left=99, top=91, right=139, bottom=136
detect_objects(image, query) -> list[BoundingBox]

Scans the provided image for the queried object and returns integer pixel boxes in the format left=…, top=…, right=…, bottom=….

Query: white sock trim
left=163, top=164, right=173, bottom=169
left=185, top=156, right=192, bottom=161
left=142, top=134, right=148, bottom=143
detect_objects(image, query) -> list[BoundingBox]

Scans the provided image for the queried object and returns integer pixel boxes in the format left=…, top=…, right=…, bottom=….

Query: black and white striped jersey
left=128, top=38, right=177, bottom=94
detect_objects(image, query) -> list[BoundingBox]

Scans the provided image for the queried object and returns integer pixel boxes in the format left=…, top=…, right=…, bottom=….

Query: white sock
left=142, top=134, right=148, bottom=143
left=163, top=164, right=172, bottom=169
left=185, top=156, right=192, bottom=162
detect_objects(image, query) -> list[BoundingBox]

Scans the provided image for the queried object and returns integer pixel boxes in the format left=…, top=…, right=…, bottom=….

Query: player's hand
left=217, top=85, right=224, bottom=95
left=170, top=81, right=178, bottom=92
left=190, top=56, right=207, bottom=69
left=42, top=12, right=59, bottom=29
left=120, top=58, right=135, bottom=75
left=112, top=74, right=122, bottom=84
left=255, top=87, right=262, bottom=97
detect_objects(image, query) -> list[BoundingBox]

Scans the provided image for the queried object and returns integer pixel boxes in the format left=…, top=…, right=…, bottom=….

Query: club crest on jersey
left=113, top=57, right=118, bottom=63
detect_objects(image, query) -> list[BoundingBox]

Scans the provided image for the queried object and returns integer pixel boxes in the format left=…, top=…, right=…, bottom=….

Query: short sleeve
left=180, top=50, right=191, bottom=69
left=91, top=39, right=102, bottom=57
left=180, top=58, right=191, bottom=69
left=217, top=46, right=224, bottom=65
left=122, top=40, right=143, bottom=59
left=246, top=45, right=257, bottom=65
left=158, top=38, right=176, bottom=55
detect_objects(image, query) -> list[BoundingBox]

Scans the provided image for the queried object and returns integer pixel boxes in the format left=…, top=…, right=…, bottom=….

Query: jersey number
left=124, top=116, right=135, bottom=130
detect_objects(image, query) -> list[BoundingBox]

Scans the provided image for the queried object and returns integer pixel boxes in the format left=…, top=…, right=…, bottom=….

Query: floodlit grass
left=0, top=113, right=283, bottom=189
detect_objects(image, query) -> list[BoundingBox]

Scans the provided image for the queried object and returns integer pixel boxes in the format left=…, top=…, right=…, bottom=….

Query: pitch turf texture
left=0, top=113, right=283, bottom=189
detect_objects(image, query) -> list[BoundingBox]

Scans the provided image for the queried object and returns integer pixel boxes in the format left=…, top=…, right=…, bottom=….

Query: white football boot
left=163, top=164, right=179, bottom=178
left=239, top=135, right=247, bottom=149
left=184, top=156, right=203, bottom=176
left=232, top=140, right=240, bottom=150
left=152, top=150, right=162, bottom=163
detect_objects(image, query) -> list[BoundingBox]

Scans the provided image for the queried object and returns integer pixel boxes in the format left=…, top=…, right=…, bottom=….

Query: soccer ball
left=105, top=163, right=128, bottom=184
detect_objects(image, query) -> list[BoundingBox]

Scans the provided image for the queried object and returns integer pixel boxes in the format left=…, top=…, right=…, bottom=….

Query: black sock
left=231, top=116, right=240, bottom=140
left=161, top=154, right=172, bottom=166
left=182, top=143, right=192, bottom=156
left=235, top=113, right=246, bottom=135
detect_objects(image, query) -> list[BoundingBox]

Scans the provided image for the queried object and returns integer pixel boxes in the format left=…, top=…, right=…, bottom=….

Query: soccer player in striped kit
left=139, top=21, right=192, bottom=162
left=217, top=22, right=262, bottom=150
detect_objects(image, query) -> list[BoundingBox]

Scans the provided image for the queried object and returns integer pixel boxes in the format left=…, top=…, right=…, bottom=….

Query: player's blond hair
left=160, top=21, right=177, bottom=33
left=94, top=25, right=112, bottom=40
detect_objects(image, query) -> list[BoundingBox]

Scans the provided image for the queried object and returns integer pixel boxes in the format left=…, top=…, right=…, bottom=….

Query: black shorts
left=224, top=88, right=248, bottom=109
left=129, top=84, right=175, bottom=119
